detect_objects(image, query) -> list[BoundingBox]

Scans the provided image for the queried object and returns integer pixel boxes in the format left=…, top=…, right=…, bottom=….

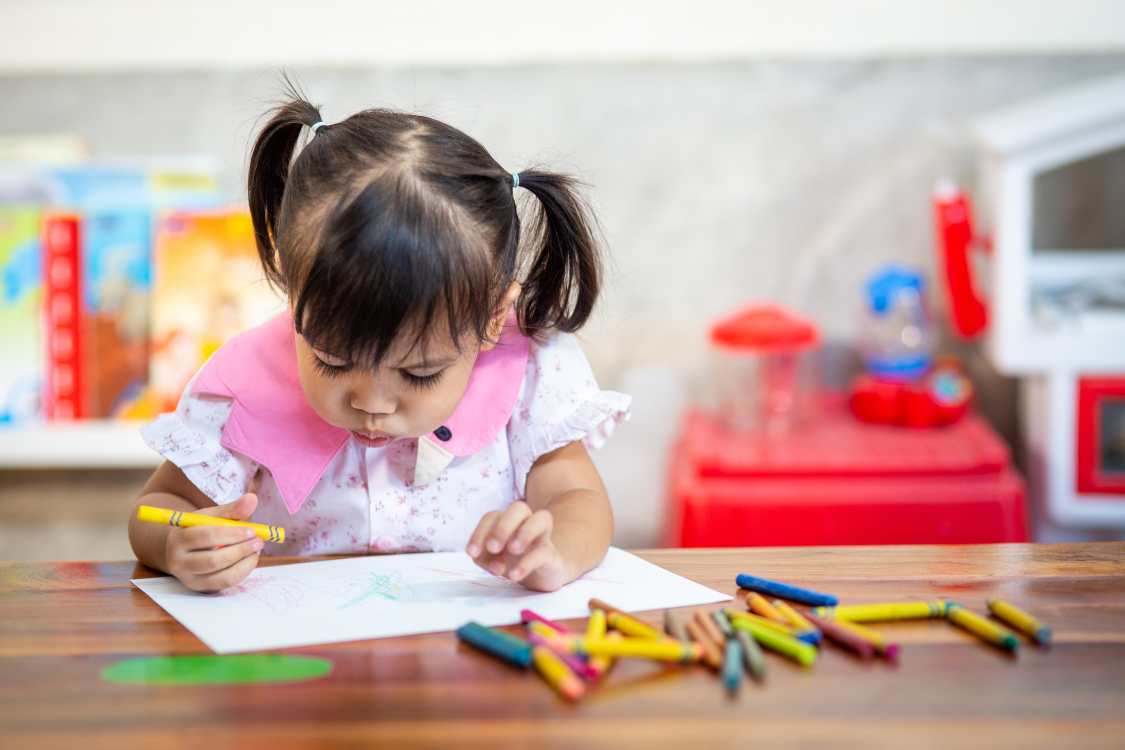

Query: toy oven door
left=1076, top=377, right=1125, bottom=496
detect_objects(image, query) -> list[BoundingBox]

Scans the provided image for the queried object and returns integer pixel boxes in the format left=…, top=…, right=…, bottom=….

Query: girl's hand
left=165, top=493, right=263, bottom=593
left=466, top=502, right=569, bottom=592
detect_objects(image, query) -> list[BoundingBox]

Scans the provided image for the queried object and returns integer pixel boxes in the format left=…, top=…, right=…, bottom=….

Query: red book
left=42, top=214, right=85, bottom=421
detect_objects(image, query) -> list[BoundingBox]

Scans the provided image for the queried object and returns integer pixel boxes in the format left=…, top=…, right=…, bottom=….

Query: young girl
left=129, top=94, right=629, bottom=594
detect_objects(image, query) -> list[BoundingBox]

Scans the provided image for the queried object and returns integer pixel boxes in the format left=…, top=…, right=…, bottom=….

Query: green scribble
left=334, top=571, right=415, bottom=609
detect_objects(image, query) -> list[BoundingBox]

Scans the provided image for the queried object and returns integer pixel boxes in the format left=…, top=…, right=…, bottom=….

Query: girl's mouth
left=351, top=430, right=395, bottom=449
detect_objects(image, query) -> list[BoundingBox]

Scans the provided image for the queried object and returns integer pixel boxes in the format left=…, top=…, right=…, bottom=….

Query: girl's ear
left=479, top=282, right=522, bottom=352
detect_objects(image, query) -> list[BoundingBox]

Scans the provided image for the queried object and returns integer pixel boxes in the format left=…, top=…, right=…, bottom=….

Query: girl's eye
left=402, top=369, right=445, bottom=390
left=311, top=355, right=352, bottom=378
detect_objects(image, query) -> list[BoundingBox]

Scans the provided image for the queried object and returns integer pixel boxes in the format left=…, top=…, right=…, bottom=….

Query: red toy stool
left=667, top=401, right=1028, bottom=547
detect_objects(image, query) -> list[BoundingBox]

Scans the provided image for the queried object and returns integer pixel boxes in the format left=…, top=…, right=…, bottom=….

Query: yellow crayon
left=137, top=505, right=284, bottom=543
left=606, top=611, right=666, bottom=640
left=586, top=631, right=621, bottom=680
left=946, top=604, right=1020, bottom=652
left=730, top=617, right=817, bottom=666
left=532, top=646, right=585, bottom=701
left=831, top=618, right=901, bottom=660
left=747, top=592, right=787, bottom=622
left=813, top=601, right=947, bottom=622
left=727, top=609, right=801, bottom=637
left=987, top=598, right=1051, bottom=645
left=527, top=620, right=565, bottom=640
left=587, top=609, right=607, bottom=639
left=772, top=600, right=819, bottom=633
left=569, top=635, right=702, bottom=662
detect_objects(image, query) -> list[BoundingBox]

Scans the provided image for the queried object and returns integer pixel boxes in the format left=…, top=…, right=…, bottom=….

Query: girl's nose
left=350, top=383, right=396, bottom=418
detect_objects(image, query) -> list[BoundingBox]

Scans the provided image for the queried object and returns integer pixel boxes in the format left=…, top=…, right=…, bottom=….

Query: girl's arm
left=466, top=440, right=613, bottom=591
left=129, top=461, right=263, bottom=592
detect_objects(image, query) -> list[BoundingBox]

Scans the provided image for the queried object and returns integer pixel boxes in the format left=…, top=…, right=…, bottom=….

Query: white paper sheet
left=131, top=547, right=730, bottom=654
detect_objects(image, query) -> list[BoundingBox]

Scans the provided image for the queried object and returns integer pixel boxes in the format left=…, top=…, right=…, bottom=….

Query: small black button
left=434, top=426, right=452, bottom=441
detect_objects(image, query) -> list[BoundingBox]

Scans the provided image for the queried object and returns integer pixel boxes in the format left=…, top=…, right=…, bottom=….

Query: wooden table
left=2, top=544, right=1124, bottom=749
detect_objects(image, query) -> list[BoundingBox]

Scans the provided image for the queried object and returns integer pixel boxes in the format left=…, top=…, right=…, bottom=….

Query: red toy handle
left=933, top=181, right=988, bottom=339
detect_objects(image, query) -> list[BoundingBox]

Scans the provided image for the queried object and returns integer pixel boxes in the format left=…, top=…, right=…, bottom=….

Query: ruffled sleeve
left=506, top=331, right=631, bottom=496
left=139, top=373, right=259, bottom=505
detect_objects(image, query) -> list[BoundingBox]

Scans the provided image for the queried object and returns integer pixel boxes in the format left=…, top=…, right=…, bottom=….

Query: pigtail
left=247, top=97, right=324, bottom=287
left=515, top=170, right=603, bottom=335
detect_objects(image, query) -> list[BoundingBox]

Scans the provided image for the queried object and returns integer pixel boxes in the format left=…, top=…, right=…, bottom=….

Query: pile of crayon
left=455, top=575, right=1052, bottom=701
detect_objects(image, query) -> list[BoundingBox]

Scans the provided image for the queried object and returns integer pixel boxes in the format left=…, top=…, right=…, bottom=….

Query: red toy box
left=667, top=402, right=1028, bottom=547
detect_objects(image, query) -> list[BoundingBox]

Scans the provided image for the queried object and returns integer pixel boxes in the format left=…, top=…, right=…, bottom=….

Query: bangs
left=291, top=173, right=499, bottom=368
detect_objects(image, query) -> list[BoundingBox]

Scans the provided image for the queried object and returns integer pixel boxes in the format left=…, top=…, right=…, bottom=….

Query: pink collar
left=191, top=312, right=529, bottom=514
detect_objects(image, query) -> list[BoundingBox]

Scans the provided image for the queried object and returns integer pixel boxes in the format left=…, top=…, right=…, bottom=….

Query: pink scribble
left=224, top=575, right=305, bottom=614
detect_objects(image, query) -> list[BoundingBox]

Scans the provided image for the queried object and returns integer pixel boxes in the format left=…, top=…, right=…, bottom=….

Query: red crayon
left=804, top=612, right=875, bottom=659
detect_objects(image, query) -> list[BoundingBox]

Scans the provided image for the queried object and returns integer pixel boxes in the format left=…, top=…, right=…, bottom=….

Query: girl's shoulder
left=506, top=330, right=631, bottom=494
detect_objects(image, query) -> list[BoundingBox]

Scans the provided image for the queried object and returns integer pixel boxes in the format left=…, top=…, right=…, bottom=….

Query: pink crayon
left=521, top=609, right=574, bottom=633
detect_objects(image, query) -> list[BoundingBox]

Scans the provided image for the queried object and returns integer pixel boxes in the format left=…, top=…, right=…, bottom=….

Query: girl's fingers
left=506, top=510, right=553, bottom=555
left=192, top=548, right=262, bottom=593
left=484, top=502, right=531, bottom=554
left=178, top=524, right=257, bottom=552
left=180, top=537, right=263, bottom=575
left=508, top=545, right=559, bottom=582
left=466, top=511, right=502, bottom=558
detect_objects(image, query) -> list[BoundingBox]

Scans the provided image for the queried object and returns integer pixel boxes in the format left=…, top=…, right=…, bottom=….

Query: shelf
left=0, top=422, right=162, bottom=469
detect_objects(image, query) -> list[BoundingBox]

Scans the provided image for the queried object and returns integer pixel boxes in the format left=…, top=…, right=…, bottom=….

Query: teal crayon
left=733, top=626, right=766, bottom=679
left=722, top=638, right=744, bottom=694
left=457, top=622, right=532, bottom=668
left=710, top=610, right=735, bottom=639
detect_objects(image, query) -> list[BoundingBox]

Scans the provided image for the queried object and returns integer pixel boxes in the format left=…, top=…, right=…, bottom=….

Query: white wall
left=2, top=1, right=1125, bottom=73
left=6, top=58, right=1123, bottom=545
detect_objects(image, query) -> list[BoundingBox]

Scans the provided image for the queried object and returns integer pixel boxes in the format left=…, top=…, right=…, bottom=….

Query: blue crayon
left=721, top=638, right=744, bottom=694
left=456, top=622, right=532, bottom=668
left=735, top=574, right=839, bottom=607
left=795, top=630, right=822, bottom=645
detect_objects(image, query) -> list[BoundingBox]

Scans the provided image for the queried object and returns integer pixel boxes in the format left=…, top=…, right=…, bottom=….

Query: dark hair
left=247, top=92, right=602, bottom=367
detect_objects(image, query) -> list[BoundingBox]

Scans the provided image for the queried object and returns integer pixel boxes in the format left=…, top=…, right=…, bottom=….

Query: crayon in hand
left=137, top=505, right=285, bottom=543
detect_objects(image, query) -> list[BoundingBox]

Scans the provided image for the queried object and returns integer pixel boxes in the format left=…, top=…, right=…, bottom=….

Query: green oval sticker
left=101, top=654, right=333, bottom=686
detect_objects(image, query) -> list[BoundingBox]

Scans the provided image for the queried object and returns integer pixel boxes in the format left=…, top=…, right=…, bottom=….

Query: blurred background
left=3, top=0, right=1125, bottom=560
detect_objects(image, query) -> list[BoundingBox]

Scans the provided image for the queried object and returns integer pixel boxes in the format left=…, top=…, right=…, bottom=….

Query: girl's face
left=293, top=285, right=519, bottom=448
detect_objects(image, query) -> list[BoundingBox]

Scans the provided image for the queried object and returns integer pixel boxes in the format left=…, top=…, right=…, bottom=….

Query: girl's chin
left=350, top=431, right=395, bottom=449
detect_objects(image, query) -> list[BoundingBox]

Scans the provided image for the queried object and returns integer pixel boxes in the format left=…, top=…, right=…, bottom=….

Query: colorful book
left=150, top=210, right=284, bottom=413
left=81, top=210, right=152, bottom=418
left=0, top=207, right=43, bottom=425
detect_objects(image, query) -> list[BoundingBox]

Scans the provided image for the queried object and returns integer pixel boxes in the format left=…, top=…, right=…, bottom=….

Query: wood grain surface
left=2, top=544, right=1124, bottom=749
